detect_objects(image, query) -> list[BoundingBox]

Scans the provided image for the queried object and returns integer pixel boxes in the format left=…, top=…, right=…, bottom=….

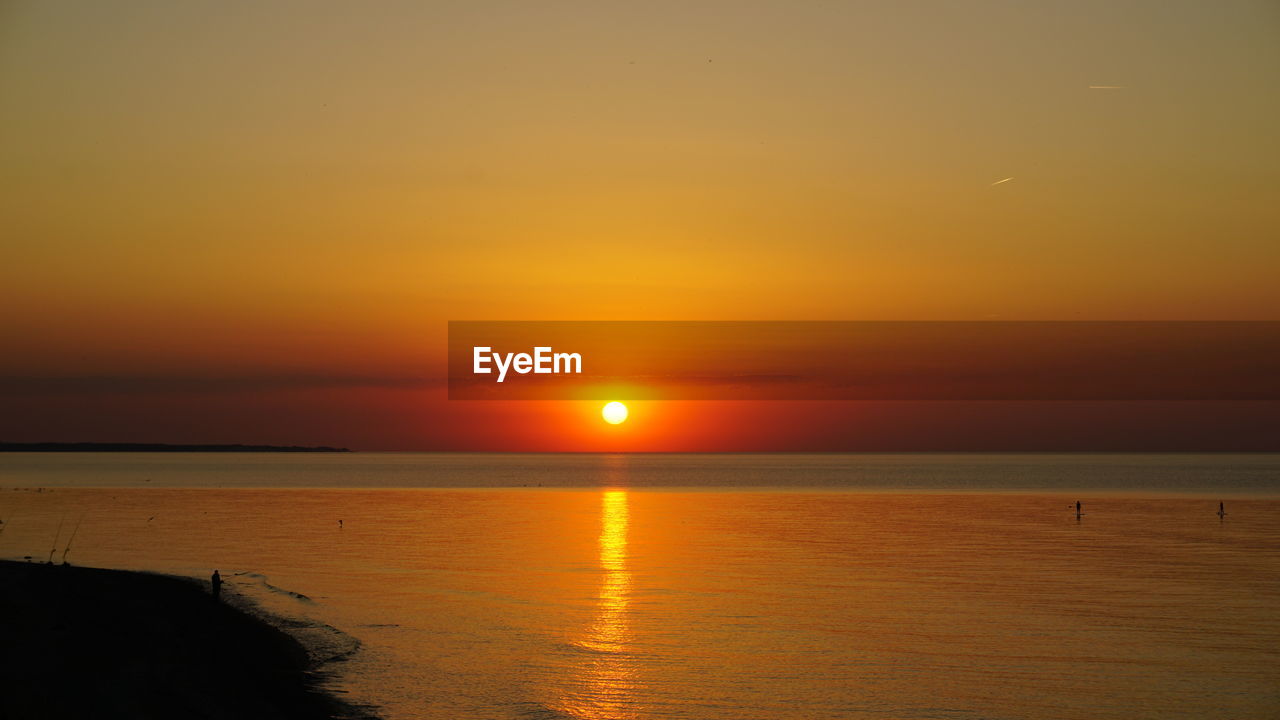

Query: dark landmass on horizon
left=0, top=442, right=353, bottom=453
left=0, top=560, right=375, bottom=720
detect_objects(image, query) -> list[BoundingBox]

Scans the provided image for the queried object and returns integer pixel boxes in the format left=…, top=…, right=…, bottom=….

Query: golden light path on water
left=559, top=489, right=636, bottom=719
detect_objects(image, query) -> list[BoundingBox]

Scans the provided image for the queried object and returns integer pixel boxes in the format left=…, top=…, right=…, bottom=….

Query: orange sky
left=1, top=1, right=1277, bottom=450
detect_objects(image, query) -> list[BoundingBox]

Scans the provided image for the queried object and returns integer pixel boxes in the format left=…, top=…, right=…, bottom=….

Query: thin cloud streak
left=0, top=374, right=445, bottom=396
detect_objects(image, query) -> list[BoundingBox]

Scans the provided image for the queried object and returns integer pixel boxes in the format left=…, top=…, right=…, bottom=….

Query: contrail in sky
left=990, top=177, right=1014, bottom=186
left=1088, top=85, right=1126, bottom=89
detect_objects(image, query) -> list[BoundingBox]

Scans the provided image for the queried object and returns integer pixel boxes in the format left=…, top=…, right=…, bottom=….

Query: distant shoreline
left=0, top=559, right=374, bottom=719
left=0, top=442, right=353, bottom=453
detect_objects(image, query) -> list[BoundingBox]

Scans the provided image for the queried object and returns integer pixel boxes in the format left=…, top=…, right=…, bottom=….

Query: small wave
left=226, top=572, right=359, bottom=665
left=233, top=571, right=313, bottom=602
left=510, top=701, right=580, bottom=720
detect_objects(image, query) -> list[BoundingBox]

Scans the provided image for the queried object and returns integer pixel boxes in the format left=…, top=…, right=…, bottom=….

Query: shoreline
left=0, top=559, right=375, bottom=720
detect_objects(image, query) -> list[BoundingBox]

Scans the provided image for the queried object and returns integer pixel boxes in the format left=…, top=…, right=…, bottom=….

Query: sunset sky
left=2, top=1, right=1277, bottom=450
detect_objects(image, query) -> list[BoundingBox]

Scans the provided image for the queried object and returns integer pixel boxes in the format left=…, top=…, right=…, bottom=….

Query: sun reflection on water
left=560, top=489, right=638, bottom=719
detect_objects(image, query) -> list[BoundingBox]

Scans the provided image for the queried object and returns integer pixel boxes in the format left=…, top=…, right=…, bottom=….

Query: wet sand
left=0, top=560, right=374, bottom=720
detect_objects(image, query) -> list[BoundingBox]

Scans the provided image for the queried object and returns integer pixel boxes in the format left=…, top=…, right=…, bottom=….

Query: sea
left=2, top=453, right=1278, bottom=720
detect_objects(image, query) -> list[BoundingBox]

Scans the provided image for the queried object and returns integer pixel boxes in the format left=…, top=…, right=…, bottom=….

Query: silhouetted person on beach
left=1076, top=500, right=1082, bottom=517
left=211, top=569, right=223, bottom=601
left=1219, top=501, right=1226, bottom=519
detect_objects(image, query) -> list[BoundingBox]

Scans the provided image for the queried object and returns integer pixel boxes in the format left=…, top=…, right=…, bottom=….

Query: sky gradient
left=2, top=1, right=1277, bottom=450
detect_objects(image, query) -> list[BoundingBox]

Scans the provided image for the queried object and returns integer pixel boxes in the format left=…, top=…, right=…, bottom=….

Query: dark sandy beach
left=0, top=560, right=373, bottom=720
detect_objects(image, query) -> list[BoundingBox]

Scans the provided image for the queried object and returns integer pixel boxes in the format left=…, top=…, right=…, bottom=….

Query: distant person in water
left=1219, top=501, right=1226, bottom=518
left=211, top=569, right=223, bottom=600
left=1076, top=500, right=1081, bottom=516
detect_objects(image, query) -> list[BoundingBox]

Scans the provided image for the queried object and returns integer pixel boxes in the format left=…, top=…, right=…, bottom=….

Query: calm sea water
left=2, top=453, right=1279, bottom=719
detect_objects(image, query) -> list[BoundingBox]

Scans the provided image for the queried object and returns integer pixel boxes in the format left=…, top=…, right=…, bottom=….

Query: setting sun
left=602, top=401, right=629, bottom=425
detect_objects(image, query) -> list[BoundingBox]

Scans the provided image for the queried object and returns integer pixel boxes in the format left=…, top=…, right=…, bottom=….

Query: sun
left=601, top=401, right=629, bottom=425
